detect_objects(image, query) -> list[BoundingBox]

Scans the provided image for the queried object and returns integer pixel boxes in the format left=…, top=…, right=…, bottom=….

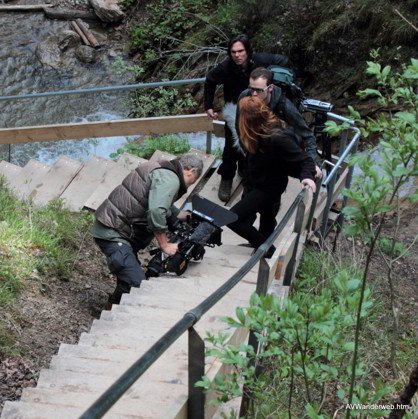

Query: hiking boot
left=218, top=178, right=233, bottom=202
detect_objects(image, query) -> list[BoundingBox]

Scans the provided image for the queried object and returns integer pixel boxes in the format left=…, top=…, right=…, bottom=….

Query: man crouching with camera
left=92, top=153, right=204, bottom=309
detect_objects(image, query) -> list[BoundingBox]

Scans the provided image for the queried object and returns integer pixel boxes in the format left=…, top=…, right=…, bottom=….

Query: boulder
left=88, top=0, right=124, bottom=23
left=58, top=30, right=80, bottom=51
left=75, top=45, right=100, bottom=63
left=35, top=31, right=81, bottom=69
left=35, top=36, right=62, bottom=69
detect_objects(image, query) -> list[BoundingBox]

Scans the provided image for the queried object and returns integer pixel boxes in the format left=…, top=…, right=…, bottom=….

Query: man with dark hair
left=92, top=153, right=204, bottom=309
left=204, top=34, right=289, bottom=202
left=235, top=67, right=321, bottom=176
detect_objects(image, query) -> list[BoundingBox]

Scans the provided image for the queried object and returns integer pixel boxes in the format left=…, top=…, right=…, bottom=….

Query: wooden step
left=60, top=155, right=116, bottom=211
left=1, top=401, right=126, bottom=419
left=28, top=156, right=82, bottom=206
left=196, top=169, right=242, bottom=208
left=83, top=153, right=146, bottom=210
left=19, top=388, right=156, bottom=418
left=34, top=368, right=188, bottom=417
left=57, top=336, right=186, bottom=361
left=9, top=159, right=51, bottom=200
left=78, top=330, right=172, bottom=350
left=0, top=160, right=22, bottom=187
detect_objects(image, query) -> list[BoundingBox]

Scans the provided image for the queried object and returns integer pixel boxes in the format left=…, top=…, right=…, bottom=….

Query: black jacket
left=237, top=86, right=317, bottom=161
left=244, top=128, right=316, bottom=199
left=204, top=52, right=288, bottom=110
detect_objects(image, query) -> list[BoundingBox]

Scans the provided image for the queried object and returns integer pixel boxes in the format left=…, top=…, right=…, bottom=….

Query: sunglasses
left=249, top=85, right=271, bottom=94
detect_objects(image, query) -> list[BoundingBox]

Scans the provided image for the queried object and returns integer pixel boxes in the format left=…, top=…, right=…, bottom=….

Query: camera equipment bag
left=268, top=65, right=305, bottom=113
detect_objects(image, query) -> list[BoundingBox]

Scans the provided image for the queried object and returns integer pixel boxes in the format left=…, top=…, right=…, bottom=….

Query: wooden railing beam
left=0, top=114, right=213, bottom=145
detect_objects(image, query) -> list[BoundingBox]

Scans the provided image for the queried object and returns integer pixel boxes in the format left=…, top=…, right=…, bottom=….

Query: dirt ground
left=0, top=235, right=113, bottom=411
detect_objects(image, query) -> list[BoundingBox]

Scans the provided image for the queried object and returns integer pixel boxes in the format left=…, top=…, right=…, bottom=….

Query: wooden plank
left=0, top=161, right=22, bottom=187
left=83, top=153, right=146, bottom=211
left=149, top=150, right=176, bottom=162
left=0, top=4, right=52, bottom=11
left=8, top=159, right=51, bottom=200
left=197, top=169, right=242, bottom=208
left=312, top=167, right=349, bottom=230
left=0, top=114, right=213, bottom=145
left=60, top=155, right=115, bottom=211
left=28, top=156, right=82, bottom=206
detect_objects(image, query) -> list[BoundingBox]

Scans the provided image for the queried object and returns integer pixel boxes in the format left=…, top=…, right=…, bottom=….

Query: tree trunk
left=44, top=8, right=98, bottom=21
left=388, top=364, right=418, bottom=419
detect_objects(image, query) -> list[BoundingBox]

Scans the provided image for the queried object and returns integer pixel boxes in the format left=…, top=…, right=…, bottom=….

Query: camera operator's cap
left=192, top=195, right=238, bottom=227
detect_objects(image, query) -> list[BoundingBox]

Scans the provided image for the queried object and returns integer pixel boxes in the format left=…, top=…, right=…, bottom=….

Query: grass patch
left=0, top=176, right=93, bottom=354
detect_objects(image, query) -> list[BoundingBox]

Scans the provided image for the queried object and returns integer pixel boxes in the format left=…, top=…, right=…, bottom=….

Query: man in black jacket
left=236, top=67, right=321, bottom=177
left=204, top=34, right=288, bottom=202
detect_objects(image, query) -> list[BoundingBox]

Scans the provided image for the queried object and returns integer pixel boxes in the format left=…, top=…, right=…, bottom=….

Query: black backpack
left=268, top=65, right=305, bottom=113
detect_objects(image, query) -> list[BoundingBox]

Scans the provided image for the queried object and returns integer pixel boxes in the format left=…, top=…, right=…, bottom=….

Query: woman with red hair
left=227, top=96, right=316, bottom=256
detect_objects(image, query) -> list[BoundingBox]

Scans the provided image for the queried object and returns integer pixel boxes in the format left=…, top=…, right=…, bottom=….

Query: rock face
left=75, top=45, right=100, bottom=63
left=35, top=31, right=81, bottom=69
left=89, top=0, right=124, bottom=22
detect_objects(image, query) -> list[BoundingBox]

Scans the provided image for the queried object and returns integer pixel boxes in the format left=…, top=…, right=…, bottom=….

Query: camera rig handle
left=145, top=195, right=238, bottom=278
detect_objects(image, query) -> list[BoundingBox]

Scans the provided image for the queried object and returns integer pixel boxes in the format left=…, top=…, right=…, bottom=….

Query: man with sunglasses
left=204, top=34, right=289, bottom=202
left=235, top=67, right=320, bottom=176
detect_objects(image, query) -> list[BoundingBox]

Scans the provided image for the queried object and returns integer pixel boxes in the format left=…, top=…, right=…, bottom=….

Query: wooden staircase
left=0, top=149, right=312, bottom=419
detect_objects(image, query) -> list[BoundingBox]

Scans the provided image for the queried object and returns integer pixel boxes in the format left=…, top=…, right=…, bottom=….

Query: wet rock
left=35, top=36, right=61, bottom=69
left=58, top=30, right=80, bottom=51
left=75, top=45, right=100, bottom=63
left=35, top=30, right=81, bottom=69
left=89, top=0, right=124, bottom=23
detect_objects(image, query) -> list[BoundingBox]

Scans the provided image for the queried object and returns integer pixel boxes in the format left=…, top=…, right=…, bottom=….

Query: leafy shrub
left=125, top=85, right=197, bottom=118
left=110, top=135, right=190, bottom=160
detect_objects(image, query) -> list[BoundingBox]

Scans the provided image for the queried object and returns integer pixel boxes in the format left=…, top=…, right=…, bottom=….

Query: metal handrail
left=79, top=191, right=306, bottom=419
left=0, top=78, right=206, bottom=102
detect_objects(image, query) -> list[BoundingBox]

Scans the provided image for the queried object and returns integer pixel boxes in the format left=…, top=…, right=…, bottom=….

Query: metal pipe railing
left=0, top=78, right=206, bottom=102
left=79, top=191, right=306, bottom=419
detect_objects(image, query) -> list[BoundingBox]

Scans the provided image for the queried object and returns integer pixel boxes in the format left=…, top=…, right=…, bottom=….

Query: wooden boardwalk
left=0, top=149, right=326, bottom=418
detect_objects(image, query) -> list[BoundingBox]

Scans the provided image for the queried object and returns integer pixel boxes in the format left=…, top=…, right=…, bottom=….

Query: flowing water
left=0, top=7, right=224, bottom=167
left=0, top=8, right=144, bottom=165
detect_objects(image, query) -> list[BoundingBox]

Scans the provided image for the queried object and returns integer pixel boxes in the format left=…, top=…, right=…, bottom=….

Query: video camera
left=145, top=195, right=238, bottom=278
left=300, top=98, right=333, bottom=114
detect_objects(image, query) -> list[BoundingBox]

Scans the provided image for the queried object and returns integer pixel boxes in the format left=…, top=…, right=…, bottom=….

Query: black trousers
left=218, top=124, right=244, bottom=180
left=94, top=238, right=147, bottom=304
left=228, top=188, right=281, bottom=248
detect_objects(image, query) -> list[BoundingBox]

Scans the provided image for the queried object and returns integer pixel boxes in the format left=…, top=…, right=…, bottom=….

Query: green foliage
left=197, top=263, right=392, bottom=418
left=129, top=0, right=211, bottom=54
left=378, top=237, right=407, bottom=257
left=109, top=135, right=190, bottom=160
left=111, top=57, right=144, bottom=81
left=0, top=177, right=93, bottom=300
left=126, top=85, right=196, bottom=118
left=324, top=56, right=417, bottom=413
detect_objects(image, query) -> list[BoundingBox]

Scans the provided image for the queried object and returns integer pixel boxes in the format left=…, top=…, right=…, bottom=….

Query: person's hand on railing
left=301, top=178, right=316, bottom=193
left=315, top=165, right=323, bottom=178
left=206, top=109, right=218, bottom=120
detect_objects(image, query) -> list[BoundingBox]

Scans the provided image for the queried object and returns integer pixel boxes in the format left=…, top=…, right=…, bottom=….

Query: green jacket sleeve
left=147, top=169, right=180, bottom=232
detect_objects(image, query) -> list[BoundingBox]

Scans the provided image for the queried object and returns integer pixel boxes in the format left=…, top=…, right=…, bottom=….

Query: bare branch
left=394, top=8, right=418, bottom=32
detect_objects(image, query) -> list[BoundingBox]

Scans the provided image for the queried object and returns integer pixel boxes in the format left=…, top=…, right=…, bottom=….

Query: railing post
left=339, top=129, right=348, bottom=158
left=306, top=176, right=323, bottom=236
left=188, top=327, right=205, bottom=419
left=284, top=196, right=306, bottom=286
left=319, top=172, right=336, bottom=246
left=239, top=257, right=270, bottom=417
left=335, top=135, right=358, bottom=234
left=206, top=130, right=212, bottom=155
